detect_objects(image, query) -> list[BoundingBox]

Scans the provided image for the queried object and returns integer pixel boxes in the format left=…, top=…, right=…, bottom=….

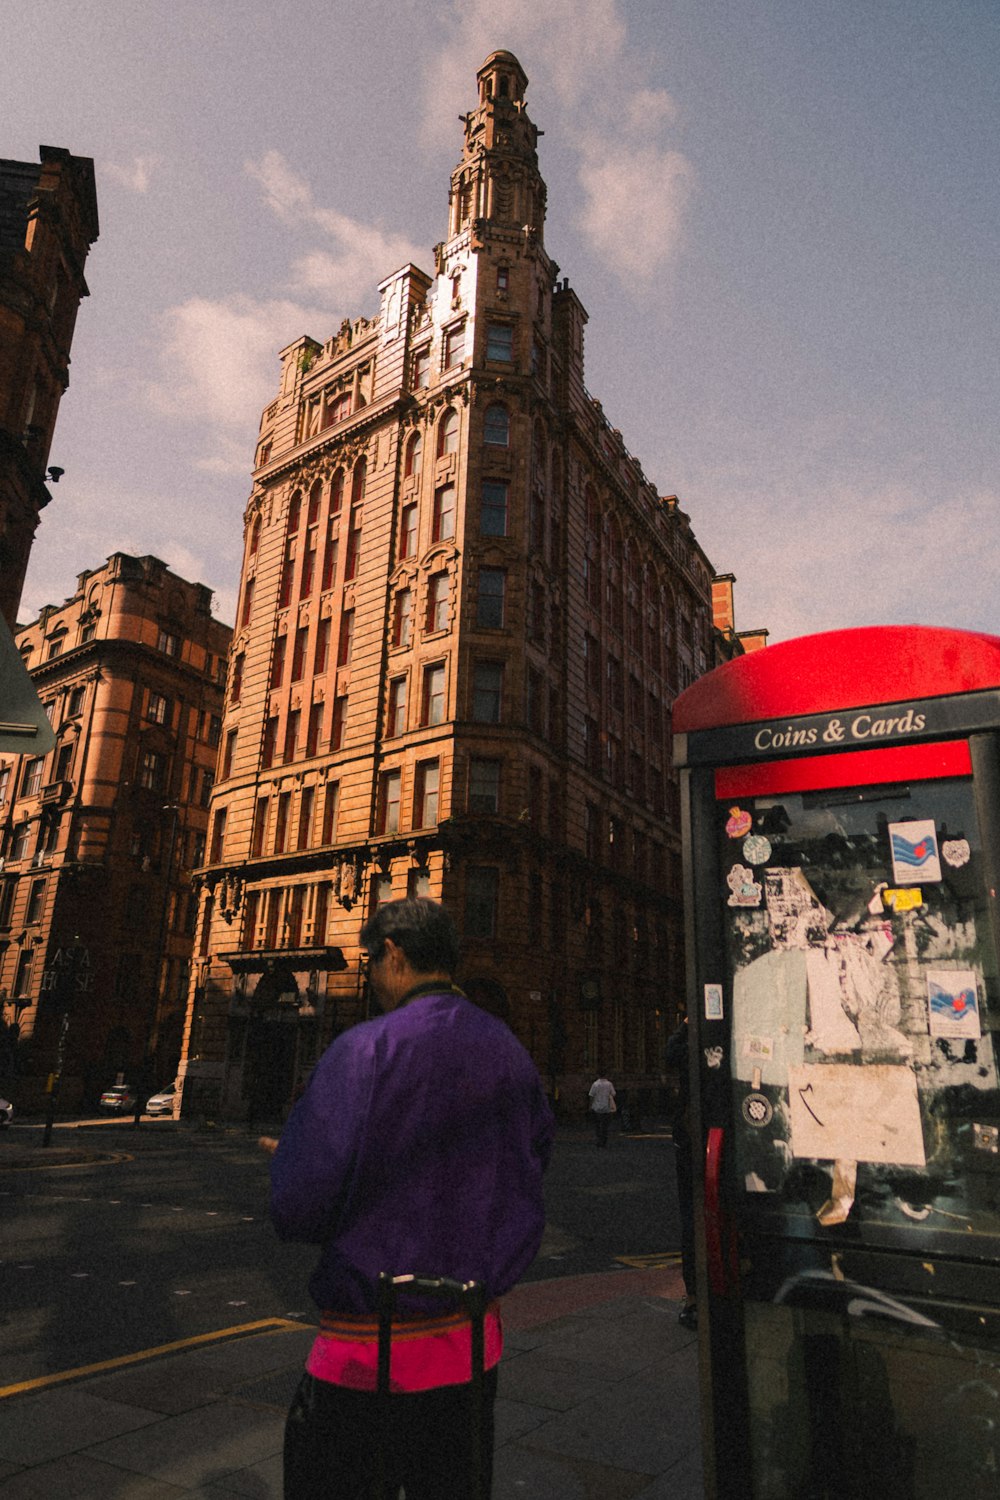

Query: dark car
left=99, top=1084, right=137, bottom=1114
left=0, top=1097, right=12, bottom=1128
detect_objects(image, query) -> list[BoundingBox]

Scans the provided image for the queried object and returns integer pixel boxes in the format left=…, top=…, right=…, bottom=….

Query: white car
left=145, top=1084, right=177, bottom=1116
left=0, top=1097, right=12, bottom=1128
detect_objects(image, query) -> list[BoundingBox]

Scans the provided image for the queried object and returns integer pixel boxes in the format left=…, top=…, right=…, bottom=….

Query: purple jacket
left=270, top=989, right=555, bottom=1315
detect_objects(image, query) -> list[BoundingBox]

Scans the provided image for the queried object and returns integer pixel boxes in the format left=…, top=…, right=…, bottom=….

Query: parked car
left=145, top=1083, right=177, bottom=1116
left=0, top=1097, right=13, bottom=1128
left=99, top=1084, right=137, bottom=1114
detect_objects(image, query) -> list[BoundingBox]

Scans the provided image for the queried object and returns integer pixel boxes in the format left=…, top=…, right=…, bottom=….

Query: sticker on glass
left=727, top=864, right=762, bottom=907
left=881, top=887, right=923, bottom=913
left=742, top=834, right=772, bottom=866
left=927, top=969, right=981, bottom=1039
left=889, top=820, right=942, bottom=884
left=943, top=839, right=971, bottom=868
left=743, top=1034, right=774, bottom=1062
left=742, top=1092, right=773, bottom=1129
left=725, top=806, right=753, bottom=839
left=704, top=983, right=724, bottom=1021
left=704, top=1046, right=724, bottom=1069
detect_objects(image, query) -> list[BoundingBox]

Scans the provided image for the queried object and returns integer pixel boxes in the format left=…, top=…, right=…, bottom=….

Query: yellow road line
left=0, top=1317, right=310, bottom=1401
left=0, top=1151, right=134, bottom=1172
left=615, top=1252, right=682, bottom=1269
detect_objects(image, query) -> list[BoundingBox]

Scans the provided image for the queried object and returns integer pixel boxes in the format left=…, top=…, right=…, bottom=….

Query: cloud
left=419, top=0, right=693, bottom=289
left=104, top=154, right=160, bottom=193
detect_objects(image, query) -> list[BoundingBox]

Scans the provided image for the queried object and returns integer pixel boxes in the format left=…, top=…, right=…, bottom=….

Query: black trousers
left=283, top=1367, right=498, bottom=1499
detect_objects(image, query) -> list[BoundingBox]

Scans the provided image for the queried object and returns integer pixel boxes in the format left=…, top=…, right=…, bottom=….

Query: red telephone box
left=673, top=626, right=1000, bottom=1499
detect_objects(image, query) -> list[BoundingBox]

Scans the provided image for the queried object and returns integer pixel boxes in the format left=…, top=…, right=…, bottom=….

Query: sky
left=5, top=0, right=999, bottom=643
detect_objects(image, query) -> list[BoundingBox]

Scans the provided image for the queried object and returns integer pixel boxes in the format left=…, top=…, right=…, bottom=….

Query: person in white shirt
left=588, top=1072, right=616, bottom=1147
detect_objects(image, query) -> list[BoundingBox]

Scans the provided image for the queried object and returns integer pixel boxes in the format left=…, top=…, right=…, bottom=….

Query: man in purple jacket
left=271, top=897, right=555, bottom=1498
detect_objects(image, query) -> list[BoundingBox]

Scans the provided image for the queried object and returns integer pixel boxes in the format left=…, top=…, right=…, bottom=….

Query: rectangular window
left=221, top=729, right=237, bottom=780
left=321, top=528, right=339, bottom=592
left=300, top=535, right=316, bottom=599
left=526, top=666, right=545, bottom=735
left=427, top=572, right=449, bottom=633
left=67, top=685, right=86, bottom=716
left=13, top=949, right=33, bottom=999
left=251, top=796, right=269, bottom=858
left=287, top=887, right=304, bottom=947
left=274, top=792, right=291, bottom=853
left=240, top=580, right=255, bottom=628
left=387, top=676, right=407, bottom=737
left=337, top=610, right=354, bottom=667
left=55, top=743, right=73, bottom=782
left=279, top=542, right=295, bottom=607
left=264, top=890, right=280, bottom=949
left=0, top=766, right=8, bottom=805
left=408, top=867, right=431, bottom=899
left=413, top=347, right=431, bottom=388
left=9, top=822, right=30, bottom=862
left=314, top=881, right=330, bottom=944
left=147, top=692, right=169, bottom=725
left=344, top=515, right=361, bottom=580
left=0, top=878, right=15, bottom=928
left=394, top=588, right=413, bottom=648
left=313, top=617, right=331, bottom=675
left=414, top=759, right=439, bottom=827
left=139, top=750, right=164, bottom=791
left=476, top=567, right=505, bottom=629
left=262, top=716, right=278, bottom=769
left=469, top=757, right=500, bottom=814
left=471, top=661, right=503, bottom=723
left=486, top=323, right=514, bottom=362
left=283, top=710, right=300, bottom=763
left=306, top=701, right=323, bottom=757
left=22, top=758, right=44, bottom=797
left=271, top=635, right=287, bottom=689
left=322, top=781, right=340, bottom=843
left=209, top=807, right=227, bottom=863
left=207, top=714, right=222, bottom=748
left=291, top=625, right=309, bottom=681
left=443, top=324, right=465, bottom=370
left=243, top=890, right=260, bottom=949
left=378, top=770, right=402, bottom=834
left=480, top=481, right=508, bottom=536
left=26, top=879, right=45, bottom=924
left=297, top=787, right=314, bottom=850
left=433, top=485, right=456, bottom=543
left=158, top=629, right=180, bottom=657
left=465, top=866, right=499, bottom=939
left=200, top=768, right=214, bottom=808
left=423, top=664, right=446, bottom=726
left=231, top=652, right=244, bottom=703
left=331, top=695, right=348, bottom=750
left=400, top=504, right=418, bottom=560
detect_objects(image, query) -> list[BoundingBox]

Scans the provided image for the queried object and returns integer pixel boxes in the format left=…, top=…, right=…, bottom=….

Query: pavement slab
left=84, top=1400, right=286, bottom=1489
left=0, top=1451, right=191, bottom=1498
left=0, top=1385, right=162, bottom=1465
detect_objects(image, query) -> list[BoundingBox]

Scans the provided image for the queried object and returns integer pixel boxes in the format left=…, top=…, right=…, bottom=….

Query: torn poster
left=787, top=1063, right=926, bottom=1166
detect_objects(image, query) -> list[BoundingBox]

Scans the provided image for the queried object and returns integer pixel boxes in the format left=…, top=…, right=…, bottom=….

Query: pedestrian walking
left=588, top=1070, right=617, bottom=1147
left=267, top=897, right=555, bottom=1499
left=666, top=1014, right=697, bottom=1328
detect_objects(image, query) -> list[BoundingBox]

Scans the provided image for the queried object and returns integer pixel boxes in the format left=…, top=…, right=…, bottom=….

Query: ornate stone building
left=0, top=554, right=230, bottom=1109
left=180, top=51, right=744, bottom=1120
left=0, top=146, right=98, bottom=629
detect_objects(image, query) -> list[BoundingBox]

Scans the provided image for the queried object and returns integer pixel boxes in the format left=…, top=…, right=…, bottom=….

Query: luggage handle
left=375, top=1272, right=488, bottom=1500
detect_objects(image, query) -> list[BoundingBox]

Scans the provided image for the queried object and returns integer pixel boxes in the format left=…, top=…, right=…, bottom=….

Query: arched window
left=287, top=490, right=301, bottom=535
left=351, top=458, right=367, bottom=507
left=437, top=409, right=459, bottom=458
left=483, top=404, right=509, bottom=447
left=307, top=479, right=321, bottom=527
left=248, top=515, right=261, bottom=557
left=330, top=468, right=344, bottom=515
left=405, top=431, right=423, bottom=478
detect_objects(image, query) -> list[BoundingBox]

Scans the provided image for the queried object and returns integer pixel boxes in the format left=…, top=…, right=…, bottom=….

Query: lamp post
left=132, top=804, right=180, bottom=1128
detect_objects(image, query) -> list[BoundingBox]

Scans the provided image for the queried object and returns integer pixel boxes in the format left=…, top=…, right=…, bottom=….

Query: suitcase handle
left=375, top=1272, right=488, bottom=1500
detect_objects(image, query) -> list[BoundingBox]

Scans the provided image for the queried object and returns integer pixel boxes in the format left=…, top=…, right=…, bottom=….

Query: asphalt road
left=0, top=1118, right=681, bottom=1386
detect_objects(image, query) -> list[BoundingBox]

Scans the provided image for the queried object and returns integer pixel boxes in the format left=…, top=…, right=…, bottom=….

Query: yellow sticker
left=882, top=887, right=923, bottom=913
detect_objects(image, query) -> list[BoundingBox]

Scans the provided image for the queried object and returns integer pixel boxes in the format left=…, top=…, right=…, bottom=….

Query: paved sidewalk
left=0, top=1263, right=702, bottom=1498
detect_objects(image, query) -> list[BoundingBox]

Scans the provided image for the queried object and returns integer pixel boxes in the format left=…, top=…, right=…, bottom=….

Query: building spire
left=448, top=50, right=546, bottom=244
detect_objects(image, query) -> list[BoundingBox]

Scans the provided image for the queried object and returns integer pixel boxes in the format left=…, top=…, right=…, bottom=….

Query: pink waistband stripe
left=306, top=1302, right=503, bottom=1393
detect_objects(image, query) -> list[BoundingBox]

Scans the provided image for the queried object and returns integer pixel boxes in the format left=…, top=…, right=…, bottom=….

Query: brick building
left=0, top=146, right=98, bottom=630
left=0, top=554, right=231, bottom=1110
left=179, top=50, right=745, bottom=1121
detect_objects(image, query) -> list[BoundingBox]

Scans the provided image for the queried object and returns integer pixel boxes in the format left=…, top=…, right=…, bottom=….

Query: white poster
left=787, top=1063, right=926, bottom=1165
left=888, top=819, right=942, bottom=884
left=927, top=969, right=981, bottom=1040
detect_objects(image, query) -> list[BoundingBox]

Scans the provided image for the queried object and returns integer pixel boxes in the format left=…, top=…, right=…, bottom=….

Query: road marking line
left=0, top=1317, right=310, bottom=1401
left=614, top=1252, right=682, bottom=1269
left=0, top=1152, right=133, bottom=1173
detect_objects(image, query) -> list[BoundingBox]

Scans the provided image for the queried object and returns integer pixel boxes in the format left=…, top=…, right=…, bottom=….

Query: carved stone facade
left=0, top=554, right=230, bottom=1109
left=179, top=51, right=734, bottom=1121
left=0, top=147, right=98, bottom=628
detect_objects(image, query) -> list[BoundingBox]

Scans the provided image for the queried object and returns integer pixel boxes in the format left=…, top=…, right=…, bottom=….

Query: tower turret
left=448, top=50, right=546, bottom=244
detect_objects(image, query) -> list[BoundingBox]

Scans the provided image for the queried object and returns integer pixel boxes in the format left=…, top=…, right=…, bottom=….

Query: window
left=279, top=541, right=295, bottom=607
left=423, top=663, right=446, bottom=726
left=206, top=714, right=222, bottom=748
left=209, top=807, right=227, bottom=863
left=200, top=768, right=214, bottom=808
left=292, top=625, right=309, bottom=681
left=344, top=513, right=361, bottom=580
left=80, top=620, right=96, bottom=644
left=26, top=879, right=45, bottom=924
left=472, top=662, right=503, bottom=723
left=231, top=653, right=244, bottom=703
left=437, top=409, right=459, bottom=457
left=58, top=741, right=75, bottom=783
left=528, top=580, right=546, bottom=644
left=465, top=866, right=499, bottom=939
left=47, top=636, right=63, bottom=660
left=486, top=322, right=514, bottom=362
left=313, top=617, right=331, bottom=675
left=483, top=404, right=509, bottom=446
left=300, top=534, right=316, bottom=599
left=351, top=459, right=366, bottom=507
left=287, top=490, right=301, bottom=534
left=240, top=579, right=255, bottom=627
left=413, top=346, right=430, bottom=389
left=526, top=666, right=545, bottom=735
left=400, top=503, right=418, bottom=559
left=378, top=770, right=402, bottom=834
left=443, top=324, right=464, bottom=370
left=283, top=710, right=300, bottom=763
left=249, top=515, right=261, bottom=556
left=264, top=890, right=280, bottom=949
left=22, top=758, right=44, bottom=797
left=13, top=949, right=34, bottom=999
left=314, top=881, right=330, bottom=944
left=330, top=468, right=345, bottom=515
left=9, top=822, right=30, bottom=862
left=287, top=887, right=305, bottom=947
left=393, top=588, right=413, bottom=648
left=321, top=527, right=339, bottom=592
left=307, top=480, right=322, bottom=526
left=307, top=701, right=323, bottom=757
left=251, top=797, right=269, bottom=857
left=405, top=431, right=422, bottom=478
left=584, top=632, right=601, bottom=694
left=0, top=878, right=15, bottom=927
left=146, top=692, right=168, bottom=725
left=414, top=759, right=439, bottom=827
left=433, top=484, right=456, bottom=542
left=408, top=868, right=431, bottom=899
left=0, top=766, right=8, bottom=804
left=324, top=390, right=351, bottom=427
left=372, top=873, right=394, bottom=911
left=270, top=635, right=287, bottom=689
left=387, top=676, right=407, bottom=737
left=322, top=782, right=340, bottom=843
left=158, top=629, right=180, bottom=657
left=480, top=481, right=508, bottom=536
left=331, top=695, right=348, bottom=750
left=476, top=568, right=505, bottom=628
left=337, top=610, right=354, bottom=667
left=427, top=572, right=449, bottom=633
left=469, top=757, right=500, bottom=814
left=222, top=728, right=237, bottom=780
left=67, top=685, right=86, bottom=716
left=262, top=716, right=278, bottom=768
left=496, top=266, right=509, bottom=292
left=139, top=750, right=165, bottom=791
left=274, top=793, right=291, bottom=853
